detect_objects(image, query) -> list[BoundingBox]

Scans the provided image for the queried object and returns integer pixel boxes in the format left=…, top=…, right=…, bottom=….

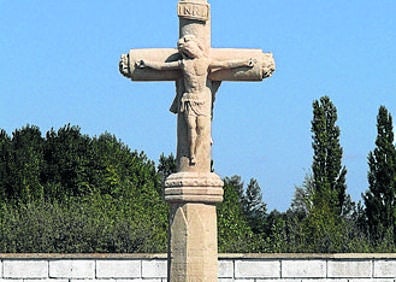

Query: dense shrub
left=0, top=194, right=167, bottom=253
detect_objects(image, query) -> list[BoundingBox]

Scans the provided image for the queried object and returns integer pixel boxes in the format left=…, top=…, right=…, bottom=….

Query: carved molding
left=165, top=172, right=224, bottom=188
left=164, top=172, right=224, bottom=203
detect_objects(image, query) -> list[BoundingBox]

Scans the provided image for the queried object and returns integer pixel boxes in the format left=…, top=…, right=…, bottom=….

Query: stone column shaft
left=165, top=172, right=224, bottom=282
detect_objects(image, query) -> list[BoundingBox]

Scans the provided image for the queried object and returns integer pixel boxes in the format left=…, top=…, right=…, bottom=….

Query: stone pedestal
left=165, top=172, right=224, bottom=282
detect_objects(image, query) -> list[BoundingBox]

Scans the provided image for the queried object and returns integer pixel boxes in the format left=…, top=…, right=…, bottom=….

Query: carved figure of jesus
left=136, top=35, right=255, bottom=165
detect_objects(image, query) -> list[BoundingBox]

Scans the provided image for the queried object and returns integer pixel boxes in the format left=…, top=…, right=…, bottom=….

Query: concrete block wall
left=1, top=254, right=396, bottom=282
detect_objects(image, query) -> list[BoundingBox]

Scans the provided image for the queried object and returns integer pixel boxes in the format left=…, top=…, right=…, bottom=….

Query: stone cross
left=119, top=1, right=275, bottom=281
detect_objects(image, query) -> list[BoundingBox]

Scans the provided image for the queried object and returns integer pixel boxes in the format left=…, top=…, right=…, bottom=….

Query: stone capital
left=164, top=172, right=224, bottom=204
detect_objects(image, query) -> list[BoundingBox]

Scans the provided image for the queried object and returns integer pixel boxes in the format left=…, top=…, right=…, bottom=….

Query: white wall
left=1, top=254, right=396, bottom=282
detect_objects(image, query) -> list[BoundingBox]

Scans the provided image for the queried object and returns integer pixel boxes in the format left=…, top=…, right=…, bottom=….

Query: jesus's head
left=177, top=35, right=204, bottom=59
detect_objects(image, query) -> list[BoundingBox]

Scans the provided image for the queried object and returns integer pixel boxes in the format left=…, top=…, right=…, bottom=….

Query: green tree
left=243, top=178, right=267, bottom=234
left=0, top=124, right=169, bottom=253
left=0, top=130, right=11, bottom=201
left=265, top=210, right=289, bottom=252
left=0, top=195, right=168, bottom=253
left=363, top=106, right=396, bottom=243
left=311, top=96, right=348, bottom=216
left=286, top=174, right=315, bottom=251
left=226, top=175, right=245, bottom=205
left=157, top=153, right=177, bottom=184
left=8, top=125, right=44, bottom=201
left=217, top=176, right=252, bottom=252
left=290, top=173, right=314, bottom=218
left=91, top=132, right=150, bottom=197
left=42, top=124, right=94, bottom=199
left=290, top=96, right=355, bottom=252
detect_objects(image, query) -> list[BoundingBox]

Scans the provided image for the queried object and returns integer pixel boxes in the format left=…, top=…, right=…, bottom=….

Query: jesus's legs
left=196, top=115, right=211, bottom=163
left=185, top=113, right=197, bottom=165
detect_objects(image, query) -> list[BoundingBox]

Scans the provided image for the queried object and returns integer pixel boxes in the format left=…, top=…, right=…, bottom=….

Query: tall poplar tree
left=311, top=96, right=348, bottom=216
left=363, top=106, right=396, bottom=242
left=296, top=96, right=351, bottom=252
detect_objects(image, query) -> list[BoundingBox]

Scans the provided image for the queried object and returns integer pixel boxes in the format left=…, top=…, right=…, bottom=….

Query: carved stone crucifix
left=119, top=1, right=275, bottom=281
left=119, top=1, right=275, bottom=174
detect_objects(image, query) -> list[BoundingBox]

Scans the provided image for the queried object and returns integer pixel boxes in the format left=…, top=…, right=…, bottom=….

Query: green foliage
left=288, top=96, right=352, bottom=252
left=281, top=176, right=372, bottom=253
left=0, top=195, right=167, bottom=253
left=363, top=106, right=396, bottom=243
left=42, top=124, right=94, bottom=199
left=7, top=125, right=45, bottom=202
left=157, top=153, right=177, bottom=185
left=0, top=130, right=11, bottom=201
left=3, top=106, right=396, bottom=254
left=264, top=210, right=289, bottom=252
left=217, top=176, right=253, bottom=253
left=242, top=178, right=267, bottom=234
left=311, top=96, right=348, bottom=215
left=301, top=197, right=344, bottom=252
left=0, top=124, right=168, bottom=253
left=290, top=173, right=314, bottom=217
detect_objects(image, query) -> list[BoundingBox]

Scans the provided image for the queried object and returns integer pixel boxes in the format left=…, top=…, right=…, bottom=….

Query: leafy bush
left=0, top=194, right=167, bottom=253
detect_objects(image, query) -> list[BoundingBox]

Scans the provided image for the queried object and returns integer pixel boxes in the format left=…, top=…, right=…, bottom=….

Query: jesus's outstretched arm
left=136, top=59, right=181, bottom=71
left=209, top=58, right=256, bottom=70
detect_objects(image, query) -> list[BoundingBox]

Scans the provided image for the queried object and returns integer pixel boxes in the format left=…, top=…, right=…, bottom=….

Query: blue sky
left=1, top=1, right=395, bottom=211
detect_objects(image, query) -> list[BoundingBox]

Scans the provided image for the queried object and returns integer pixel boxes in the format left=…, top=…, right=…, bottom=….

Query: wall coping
left=1, top=253, right=396, bottom=259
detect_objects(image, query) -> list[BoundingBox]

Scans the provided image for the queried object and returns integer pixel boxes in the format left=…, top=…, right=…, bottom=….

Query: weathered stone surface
left=328, top=260, right=372, bottom=278
left=260, top=280, right=311, bottom=282
left=299, top=280, right=347, bottom=282
left=2, top=256, right=396, bottom=281
left=165, top=171, right=224, bottom=281
left=374, top=260, right=396, bottom=277
left=235, top=260, right=280, bottom=278
left=348, top=280, right=393, bottom=282
left=178, top=1, right=209, bottom=22
left=96, top=260, right=140, bottom=278
left=168, top=202, right=219, bottom=281
left=165, top=172, right=224, bottom=203
left=25, top=280, right=69, bottom=282
left=121, top=49, right=274, bottom=82
left=218, top=260, right=234, bottom=278
left=3, top=260, right=48, bottom=278
left=282, top=260, right=326, bottom=278
left=142, top=260, right=167, bottom=278
left=49, top=260, right=94, bottom=278
left=70, top=280, right=116, bottom=282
